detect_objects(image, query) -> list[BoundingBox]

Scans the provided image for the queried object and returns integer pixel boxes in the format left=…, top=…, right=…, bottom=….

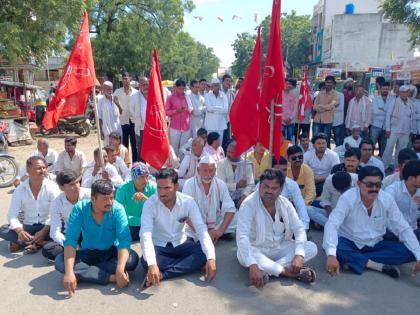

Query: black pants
left=129, top=226, right=140, bottom=242
left=121, top=121, right=137, bottom=163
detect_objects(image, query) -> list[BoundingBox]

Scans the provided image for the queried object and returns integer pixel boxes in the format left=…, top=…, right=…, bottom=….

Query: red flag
left=141, top=49, right=170, bottom=170
left=42, top=11, right=96, bottom=130
left=258, top=0, right=286, bottom=159
left=230, top=27, right=262, bottom=156
left=298, top=65, right=313, bottom=123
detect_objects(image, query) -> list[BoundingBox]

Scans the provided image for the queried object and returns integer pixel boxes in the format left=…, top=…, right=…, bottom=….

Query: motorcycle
left=41, top=115, right=91, bottom=137
left=0, top=122, right=19, bottom=188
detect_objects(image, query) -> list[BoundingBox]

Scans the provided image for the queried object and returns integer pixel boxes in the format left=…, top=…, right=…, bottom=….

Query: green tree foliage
left=231, top=32, right=257, bottom=77
left=381, top=0, right=420, bottom=46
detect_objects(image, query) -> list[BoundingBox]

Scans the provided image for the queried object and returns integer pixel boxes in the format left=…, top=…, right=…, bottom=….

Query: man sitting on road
left=382, top=148, right=418, bottom=188
left=55, top=136, right=88, bottom=177
left=358, top=139, right=385, bottom=176
left=104, top=145, right=131, bottom=181
left=55, top=180, right=139, bottom=293
left=178, top=137, right=205, bottom=189
left=236, top=169, right=318, bottom=287
left=331, top=148, right=361, bottom=174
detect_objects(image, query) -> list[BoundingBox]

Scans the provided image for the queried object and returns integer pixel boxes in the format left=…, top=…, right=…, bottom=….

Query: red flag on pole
left=258, top=0, right=286, bottom=159
left=141, top=49, right=170, bottom=170
left=298, top=65, right=313, bottom=123
left=42, top=11, right=96, bottom=130
left=229, top=27, right=262, bottom=156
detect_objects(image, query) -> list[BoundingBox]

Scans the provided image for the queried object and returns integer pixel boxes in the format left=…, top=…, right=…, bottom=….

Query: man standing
left=130, top=76, right=149, bottom=160
left=188, top=79, right=206, bottom=138
left=221, top=74, right=235, bottom=149
left=55, top=136, right=88, bottom=177
left=199, top=79, right=208, bottom=97
left=183, top=156, right=236, bottom=242
left=342, top=78, right=355, bottom=119
left=345, top=85, right=372, bottom=139
left=98, top=81, right=123, bottom=145
left=332, top=85, right=345, bottom=147
left=55, top=180, right=139, bottom=292
left=165, top=79, right=193, bottom=157
left=313, top=76, right=337, bottom=147
left=370, top=82, right=394, bottom=156
left=324, top=166, right=420, bottom=278
left=383, top=85, right=417, bottom=169
left=359, top=140, right=385, bottom=175
left=204, top=78, right=228, bottom=145
left=114, top=72, right=138, bottom=162
left=140, top=168, right=216, bottom=286
left=282, top=79, right=298, bottom=141
left=382, top=148, right=418, bottom=188
left=236, top=169, right=318, bottom=287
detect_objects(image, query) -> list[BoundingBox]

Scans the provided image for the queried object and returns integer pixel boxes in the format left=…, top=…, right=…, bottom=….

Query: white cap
left=351, top=124, right=361, bottom=129
left=399, top=85, right=410, bottom=92
left=211, top=78, right=220, bottom=85
left=199, top=155, right=216, bottom=165
left=103, top=81, right=113, bottom=88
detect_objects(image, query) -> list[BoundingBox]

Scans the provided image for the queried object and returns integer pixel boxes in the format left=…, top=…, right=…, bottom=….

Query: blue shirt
left=64, top=199, right=132, bottom=250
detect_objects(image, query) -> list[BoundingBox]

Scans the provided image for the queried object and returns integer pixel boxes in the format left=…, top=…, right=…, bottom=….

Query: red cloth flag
left=258, top=0, right=286, bottom=159
left=298, top=65, right=313, bottom=123
left=141, top=49, right=170, bottom=170
left=230, top=27, right=262, bottom=156
left=42, top=11, right=96, bottom=130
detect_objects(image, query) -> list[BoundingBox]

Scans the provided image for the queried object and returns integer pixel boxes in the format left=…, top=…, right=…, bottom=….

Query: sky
left=183, top=0, right=319, bottom=67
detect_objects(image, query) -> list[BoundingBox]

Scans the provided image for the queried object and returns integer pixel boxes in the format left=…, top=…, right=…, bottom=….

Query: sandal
left=295, top=267, right=316, bottom=283
left=23, top=243, right=41, bottom=254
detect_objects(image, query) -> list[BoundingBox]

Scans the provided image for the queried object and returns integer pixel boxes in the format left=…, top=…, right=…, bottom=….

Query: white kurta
left=98, top=96, right=122, bottom=143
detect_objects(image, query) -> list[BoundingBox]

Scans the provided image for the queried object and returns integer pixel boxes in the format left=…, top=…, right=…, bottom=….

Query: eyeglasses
left=361, top=181, right=382, bottom=189
left=291, top=155, right=303, bottom=161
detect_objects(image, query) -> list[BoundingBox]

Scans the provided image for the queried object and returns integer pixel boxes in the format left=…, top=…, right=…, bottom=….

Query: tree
left=381, top=0, right=420, bottom=46
left=231, top=32, right=257, bottom=77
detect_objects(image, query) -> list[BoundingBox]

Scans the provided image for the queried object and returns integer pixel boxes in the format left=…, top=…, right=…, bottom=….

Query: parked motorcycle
left=41, top=115, right=91, bottom=137
left=0, top=122, right=19, bottom=188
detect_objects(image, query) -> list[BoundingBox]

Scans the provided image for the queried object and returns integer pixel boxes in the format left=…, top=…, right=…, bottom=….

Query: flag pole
left=268, top=99, right=275, bottom=168
left=92, top=86, right=105, bottom=171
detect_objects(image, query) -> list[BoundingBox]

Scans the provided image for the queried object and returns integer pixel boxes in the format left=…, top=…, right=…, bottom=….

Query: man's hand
left=386, top=131, right=391, bottom=138
left=63, top=272, right=77, bottom=296
left=102, top=170, right=110, bottom=180
left=17, top=229, right=33, bottom=243
left=326, top=255, right=340, bottom=276
left=132, top=192, right=148, bottom=202
left=237, top=195, right=247, bottom=208
left=412, top=260, right=420, bottom=276
left=290, top=255, right=305, bottom=274
left=147, top=264, right=161, bottom=286
left=249, top=264, right=264, bottom=288
left=324, top=206, right=333, bottom=216
left=115, top=269, right=130, bottom=288
left=208, top=228, right=224, bottom=243
left=236, top=179, right=247, bottom=189
left=205, top=259, right=217, bottom=282
left=32, top=230, right=47, bottom=245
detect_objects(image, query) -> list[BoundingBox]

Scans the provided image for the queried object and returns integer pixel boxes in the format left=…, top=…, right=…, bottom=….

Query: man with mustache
left=183, top=155, right=236, bottom=243
left=324, top=166, right=420, bottom=278
left=55, top=180, right=139, bottom=294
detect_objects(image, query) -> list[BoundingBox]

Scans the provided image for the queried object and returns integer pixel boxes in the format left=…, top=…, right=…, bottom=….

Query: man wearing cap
left=204, top=78, right=229, bottom=145
left=183, top=155, right=237, bottom=242
left=98, top=81, right=123, bottom=145
left=116, top=162, right=157, bottom=241
left=382, top=85, right=417, bottom=168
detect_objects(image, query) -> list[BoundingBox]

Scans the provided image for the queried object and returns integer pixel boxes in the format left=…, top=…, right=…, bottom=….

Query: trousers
left=121, top=121, right=137, bottom=163
left=169, top=128, right=191, bottom=158
left=0, top=223, right=48, bottom=243
left=382, top=133, right=410, bottom=168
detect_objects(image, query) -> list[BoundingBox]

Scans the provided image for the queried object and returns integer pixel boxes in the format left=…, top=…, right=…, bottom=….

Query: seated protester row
left=331, top=148, right=361, bottom=174
left=286, top=145, right=316, bottom=206
left=108, top=132, right=131, bottom=167
left=324, top=166, right=420, bottom=278
left=42, top=170, right=91, bottom=261
left=140, top=168, right=217, bottom=287
left=236, top=169, right=318, bottom=287
left=271, top=157, right=310, bottom=230
left=82, top=148, right=123, bottom=188
left=343, top=125, right=362, bottom=150
left=358, top=139, right=385, bottom=176
left=203, top=131, right=225, bottom=164
left=246, top=142, right=270, bottom=183
left=55, top=180, right=139, bottom=293
left=0, top=156, right=60, bottom=253
left=382, top=148, right=418, bottom=188
left=180, top=127, right=208, bottom=156
left=303, top=133, right=340, bottom=197
left=298, top=133, right=313, bottom=153
left=104, top=145, right=130, bottom=181
left=55, top=136, right=88, bottom=177
left=115, top=162, right=156, bottom=242
left=217, top=140, right=255, bottom=208
left=178, top=137, right=205, bottom=189
left=183, top=155, right=236, bottom=242
left=307, top=171, right=357, bottom=227
left=384, top=160, right=420, bottom=241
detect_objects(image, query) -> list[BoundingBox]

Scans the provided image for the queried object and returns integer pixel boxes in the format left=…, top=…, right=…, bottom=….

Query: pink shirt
left=282, top=90, right=298, bottom=125
left=165, top=93, right=191, bottom=132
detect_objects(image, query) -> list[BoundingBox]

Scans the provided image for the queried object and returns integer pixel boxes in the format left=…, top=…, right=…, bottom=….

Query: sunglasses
left=361, top=181, right=382, bottom=189
left=291, top=155, right=303, bottom=161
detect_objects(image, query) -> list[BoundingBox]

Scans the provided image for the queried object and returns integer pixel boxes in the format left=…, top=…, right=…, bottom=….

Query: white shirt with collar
left=323, top=187, right=420, bottom=260
left=204, top=91, right=228, bottom=131
left=385, top=180, right=420, bottom=230
left=48, top=188, right=91, bottom=245
left=281, top=178, right=310, bottom=229
left=320, top=173, right=358, bottom=209
left=55, top=150, right=88, bottom=177
left=216, top=158, right=255, bottom=199
left=333, top=91, right=345, bottom=127
left=7, top=178, right=61, bottom=229
left=130, top=90, right=147, bottom=135
left=17, top=149, right=59, bottom=179
left=303, top=148, right=340, bottom=177
left=97, top=96, right=122, bottom=137
left=114, top=86, right=137, bottom=125
left=112, top=156, right=130, bottom=181
left=382, top=172, right=400, bottom=188
left=140, top=192, right=216, bottom=266
left=359, top=156, right=385, bottom=176
left=81, top=162, right=123, bottom=188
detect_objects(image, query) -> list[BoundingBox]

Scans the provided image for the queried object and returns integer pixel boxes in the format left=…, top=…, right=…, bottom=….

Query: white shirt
left=178, top=153, right=200, bottom=180
left=221, top=88, right=235, bottom=122
left=18, top=149, right=59, bottom=179
left=204, top=91, right=228, bottom=131
left=303, top=149, right=340, bottom=177
left=55, top=150, right=88, bottom=177
left=112, top=156, right=130, bottom=181
left=7, top=179, right=61, bottom=229
left=216, top=158, right=255, bottom=198
left=323, top=187, right=420, bottom=259
left=188, top=92, right=206, bottom=119
left=130, top=90, right=147, bottom=135
left=372, top=95, right=395, bottom=129
left=98, top=96, right=121, bottom=136
left=81, top=163, right=123, bottom=188
left=114, top=86, right=137, bottom=125
left=385, top=97, right=416, bottom=134
left=281, top=178, right=310, bottom=229
left=320, top=173, right=358, bottom=209
left=414, top=97, right=420, bottom=133
left=140, top=192, right=216, bottom=266
left=382, top=172, right=400, bottom=188
left=343, top=136, right=362, bottom=149
left=385, top=180, right=420, bottom=230
left=48, top=188, right=91, bottom=245
left=333, top=91, right=345, bottom=127
left=360, top=156, right=385, bottom=176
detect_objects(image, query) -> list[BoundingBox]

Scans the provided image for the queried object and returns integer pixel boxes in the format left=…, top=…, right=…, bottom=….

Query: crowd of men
left=1, top=73, right=420, bottom=294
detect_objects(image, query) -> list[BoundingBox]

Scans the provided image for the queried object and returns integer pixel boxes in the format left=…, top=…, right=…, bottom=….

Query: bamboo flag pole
left=268, top=99, right=275, bottom=168
left=92, top=86, right=105, bottom=171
